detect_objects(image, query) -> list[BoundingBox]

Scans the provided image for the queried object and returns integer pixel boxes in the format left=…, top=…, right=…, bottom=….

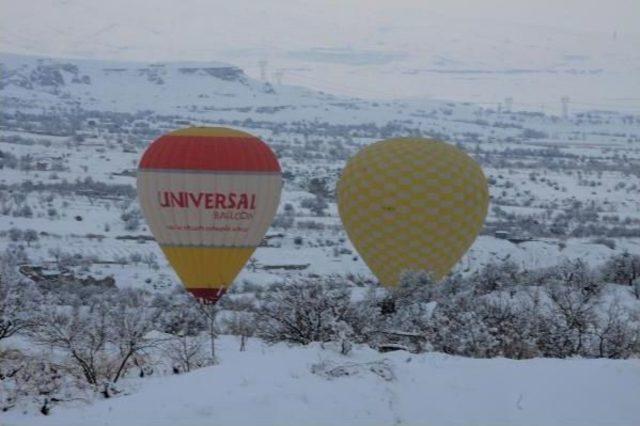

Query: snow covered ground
left=4, top=336, right=640, bottom=426
left=1, top=50, right=639, bottom=425
left=1, top=52, right=639, bottom=295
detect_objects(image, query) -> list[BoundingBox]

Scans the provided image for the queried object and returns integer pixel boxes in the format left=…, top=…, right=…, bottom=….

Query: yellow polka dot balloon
left=337, top=137, right=489, bottom=286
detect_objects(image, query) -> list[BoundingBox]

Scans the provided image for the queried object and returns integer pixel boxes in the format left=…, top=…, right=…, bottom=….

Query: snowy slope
left=0, top=52, right=338, bottom=114
left=5, top=337, right=640, bottom=426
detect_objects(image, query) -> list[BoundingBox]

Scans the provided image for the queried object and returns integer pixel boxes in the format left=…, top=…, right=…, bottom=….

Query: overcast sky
left=1, top=0, right=637, bottom=61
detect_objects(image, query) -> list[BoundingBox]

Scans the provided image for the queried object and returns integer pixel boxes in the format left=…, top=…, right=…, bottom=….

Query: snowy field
left=1, top=53, right=639, bottom=291
left=5, top=337, right=640, bottom=426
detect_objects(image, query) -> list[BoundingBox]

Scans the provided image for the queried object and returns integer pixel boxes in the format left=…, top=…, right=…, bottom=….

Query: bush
left=591, top=237, right=616, bottom=250
left=301, top=195, right=329, bottom=216
left=601, top=252, right=640, bottom=286
left=256, top=277, right=353, bottom=345
left=2, top=251, right=640, bottom=414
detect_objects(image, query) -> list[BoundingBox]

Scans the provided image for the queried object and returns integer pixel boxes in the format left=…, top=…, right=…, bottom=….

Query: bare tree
left=23, top=229, right=39, bottom=247
left=197, top=302, right=220, bottom=363
left=0, top=255, right=38, bottom=341
left=32, top=293, right=161, bottom=388
left=602, top=251, right=640, bottom=286
left=256, top=277, right=353, bottom=345
left=591, top=301, right=639, bottom=359
left=109, top=290, right=162, bottom=382
left=163, top=333, right=205, bottom=374
left=543, top=281, right=596, bottom=357
left=223, top=309, right=256, bottom=352
left=33, top=305, right=112, bottom=386
left=158, top=293, right=210, bottom=372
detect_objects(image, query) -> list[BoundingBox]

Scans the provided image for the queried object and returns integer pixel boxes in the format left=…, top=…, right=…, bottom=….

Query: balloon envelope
left=137, top=127, right=282, bottom=302
left=337, top=137, right=488, bottom=286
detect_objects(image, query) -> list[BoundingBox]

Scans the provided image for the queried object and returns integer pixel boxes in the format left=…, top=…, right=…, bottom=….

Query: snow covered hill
left=0, top=53, right=338, bottom=114
left=5, top=337, right=640, bottom=426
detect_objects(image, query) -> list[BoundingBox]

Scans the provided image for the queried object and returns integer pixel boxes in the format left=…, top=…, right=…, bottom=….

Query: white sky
left=1, top=0, right=637, bottom=61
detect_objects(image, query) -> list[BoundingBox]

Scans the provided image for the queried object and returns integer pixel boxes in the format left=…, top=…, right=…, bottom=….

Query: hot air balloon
left=137, top=127, right=282, bottom=303
left=337, top=137, right=488, bottom=286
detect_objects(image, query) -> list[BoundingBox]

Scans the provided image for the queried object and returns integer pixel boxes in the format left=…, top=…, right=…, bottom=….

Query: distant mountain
left=0, top=53, right=338, bottom=114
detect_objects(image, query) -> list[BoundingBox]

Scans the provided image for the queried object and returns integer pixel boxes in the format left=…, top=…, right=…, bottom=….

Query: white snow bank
left=5, top=336, right=640, bottom=426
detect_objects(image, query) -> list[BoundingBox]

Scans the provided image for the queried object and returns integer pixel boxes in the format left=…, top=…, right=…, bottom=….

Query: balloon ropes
left=337, top=137, right=488, bottom=286
left=137, top=127, right=282, bottom=303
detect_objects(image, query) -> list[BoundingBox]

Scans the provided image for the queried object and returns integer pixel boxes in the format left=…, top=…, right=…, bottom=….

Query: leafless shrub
left=601, top=251, right=640, bottom=286
left=162, top=334, right=207, bottom=374
left=255, top=277, right=352, bottom=345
